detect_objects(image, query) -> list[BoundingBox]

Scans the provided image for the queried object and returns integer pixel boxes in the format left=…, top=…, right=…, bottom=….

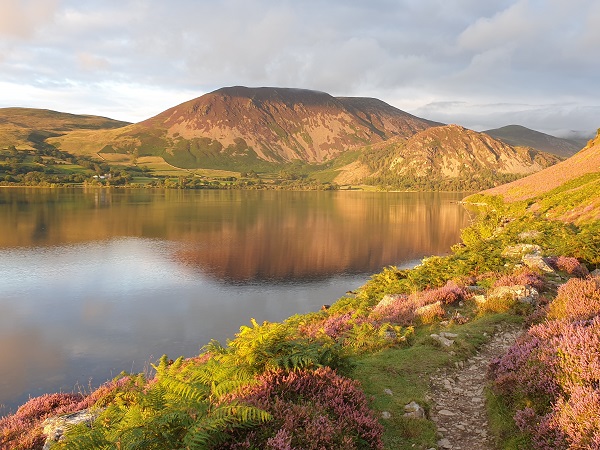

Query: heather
left=220, top=368, right=384, bottom=450
left=490, top=281, right=600, bottom=449
left=547, top=277, right=600, bottom=321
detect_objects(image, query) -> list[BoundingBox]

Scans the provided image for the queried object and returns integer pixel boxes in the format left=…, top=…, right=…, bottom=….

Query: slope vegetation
left=482, top=130, right=600, bottom=222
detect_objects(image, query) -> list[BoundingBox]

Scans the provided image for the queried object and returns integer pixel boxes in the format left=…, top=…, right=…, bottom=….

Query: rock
left=430, top=333, right=454, bottom=347
left=375, top=293, right=405, bottom=309
left=592, top=268, right=600, bottom=278
left=518, top=231, right=542, bottom=241
left=522, top=254, right=555, bottom=273
left=383, top=330, right=397, bottom=340
left=465, top=285, right=485, bottom=293
left=381, top=411, right=392, bottom=420
left=502, top=243, right=542, bottom=259
left=42, top=408, right=104, bottom=450
left=488, top=284, right=539, bottom=305
left=473, top=294, right=486, bottom=305
left=440, top=332, right=458, bottom=339
left=384, top=388, right=393, bottom=396
left=403, top=401, right=426, bottom=419
left=438, top=409, right=456, bottom=416
left=415, top=301, right=443, bottom=319
left=438, top=437, right=453, bottom=448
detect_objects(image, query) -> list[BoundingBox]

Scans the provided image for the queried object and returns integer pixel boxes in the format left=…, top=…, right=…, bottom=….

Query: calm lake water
left=0, top=188, right=471, bottom=415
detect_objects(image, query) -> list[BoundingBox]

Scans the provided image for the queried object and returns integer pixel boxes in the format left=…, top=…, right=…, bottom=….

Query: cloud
left=0, top=0, right=597, bottom=134
left=0, top=0, right=60, bottom=38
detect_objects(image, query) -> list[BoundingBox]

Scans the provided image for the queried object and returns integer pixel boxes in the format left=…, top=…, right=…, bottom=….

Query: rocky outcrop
left=42, top=408, right=103, bottom=449
left=487, top=285, right=540, bottom=305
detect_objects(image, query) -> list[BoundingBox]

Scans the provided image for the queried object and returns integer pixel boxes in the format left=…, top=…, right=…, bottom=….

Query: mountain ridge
left=0, top=87, right=571, bottom=190
left=483, top=124, right=585, bottom=158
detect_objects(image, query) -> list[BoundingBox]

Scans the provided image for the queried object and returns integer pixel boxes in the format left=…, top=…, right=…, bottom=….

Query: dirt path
left=427, top=324, right=522, bottom=450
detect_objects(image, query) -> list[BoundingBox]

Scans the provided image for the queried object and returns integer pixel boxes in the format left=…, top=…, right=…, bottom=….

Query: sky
left=0, top=0, right=598, bottom=137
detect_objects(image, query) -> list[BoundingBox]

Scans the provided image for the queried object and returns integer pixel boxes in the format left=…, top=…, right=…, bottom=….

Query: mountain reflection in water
left=0, top=188, right=470, bottom=282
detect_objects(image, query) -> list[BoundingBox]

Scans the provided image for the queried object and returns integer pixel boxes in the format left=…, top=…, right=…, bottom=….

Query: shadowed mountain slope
left=0, top=108, right=130, bottom=151
left=483, top=124, right=585, bottom=158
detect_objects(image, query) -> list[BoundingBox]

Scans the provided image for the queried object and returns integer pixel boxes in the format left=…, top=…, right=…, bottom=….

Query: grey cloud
left=0, top=0, right=597, bottom=135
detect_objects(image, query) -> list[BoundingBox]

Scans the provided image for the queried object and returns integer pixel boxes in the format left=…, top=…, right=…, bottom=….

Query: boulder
left=430, top=333, right=454, bottom=347
left=502, top=244, right=542, bottom=259
left=375, top=294, right=404, bottom=309
left=42, top=408, right=103, bottom=450
left=415, top=301, right=442, bottom=317
left=488, top=285, right=539, bottom=305
left=473, top=294, right=486, bottom=305
left=403, top=401, right=426, bottom=419
left=518, top=231, right=543, bottom=241
left=522, top=254, right=555, bottom=273
left=439, top=332, right=458, bottom=339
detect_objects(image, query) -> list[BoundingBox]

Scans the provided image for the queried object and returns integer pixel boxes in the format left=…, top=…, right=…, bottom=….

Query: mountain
left=2, top=88, right=565, bottom=191
left=483, top=125, right=584, bottom=158
left=50, top=86, right=440, bottom=168
left=335, top=125, right=561, bottom=190
left=482, top=130, right=600, bottom=222
left=0, top=108, right=130, bottom=151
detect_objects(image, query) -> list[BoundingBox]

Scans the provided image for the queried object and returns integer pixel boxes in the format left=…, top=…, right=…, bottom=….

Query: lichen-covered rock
left=502, top=244, right=542, bottom=259
left=404, top=401, right=426, bottom=419
left=42, top=408, right=103, bottom=450
left=521, top=254, right=555, bottom=273
left=488, top=284, right=539, bottom=305
left=430, top=333, right=454, bottom=347
left=375, top=294, right=404, bottom=310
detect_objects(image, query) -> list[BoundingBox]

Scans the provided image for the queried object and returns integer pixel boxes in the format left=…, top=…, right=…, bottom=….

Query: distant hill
left=0, top=108, right=130, bottom=151
left=51, top=86, right=441, bottom=168
left=483, top=125, right=584, bottom=158
left=334, top=125, right=560, bottom=190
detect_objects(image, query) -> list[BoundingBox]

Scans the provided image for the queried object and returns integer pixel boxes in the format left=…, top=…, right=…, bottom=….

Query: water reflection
left=0, top=189, right=469, bottom=281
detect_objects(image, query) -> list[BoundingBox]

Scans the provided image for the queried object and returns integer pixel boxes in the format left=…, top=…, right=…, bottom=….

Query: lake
left=0, top=188, right=471, bottom=415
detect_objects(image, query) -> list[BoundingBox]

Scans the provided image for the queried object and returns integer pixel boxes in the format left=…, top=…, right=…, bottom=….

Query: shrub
left=222, top=368, right=384, bottom=450
left=553, top=385, right=600, bottom=448
left=0, top=393, right=85, bottom=450
left=547, top=277, right=600, bottom=321
left=419, top=280, right=469, bottom=305
left=491, top=317, right=600, bottom=449
left=493, top=268, right=547, bottom=292
left=546, top=256, right=589, bottom=278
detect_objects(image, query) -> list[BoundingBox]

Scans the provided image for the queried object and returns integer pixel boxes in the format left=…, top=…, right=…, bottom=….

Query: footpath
left=427, top=324, right=522, bottom=450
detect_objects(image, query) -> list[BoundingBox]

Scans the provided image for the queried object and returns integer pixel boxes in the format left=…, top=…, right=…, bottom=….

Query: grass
left=486, top=388, right=532, bottom=450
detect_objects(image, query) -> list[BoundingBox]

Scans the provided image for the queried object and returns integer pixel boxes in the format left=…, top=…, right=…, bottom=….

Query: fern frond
left=159, top=375, right=209, bottom=403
